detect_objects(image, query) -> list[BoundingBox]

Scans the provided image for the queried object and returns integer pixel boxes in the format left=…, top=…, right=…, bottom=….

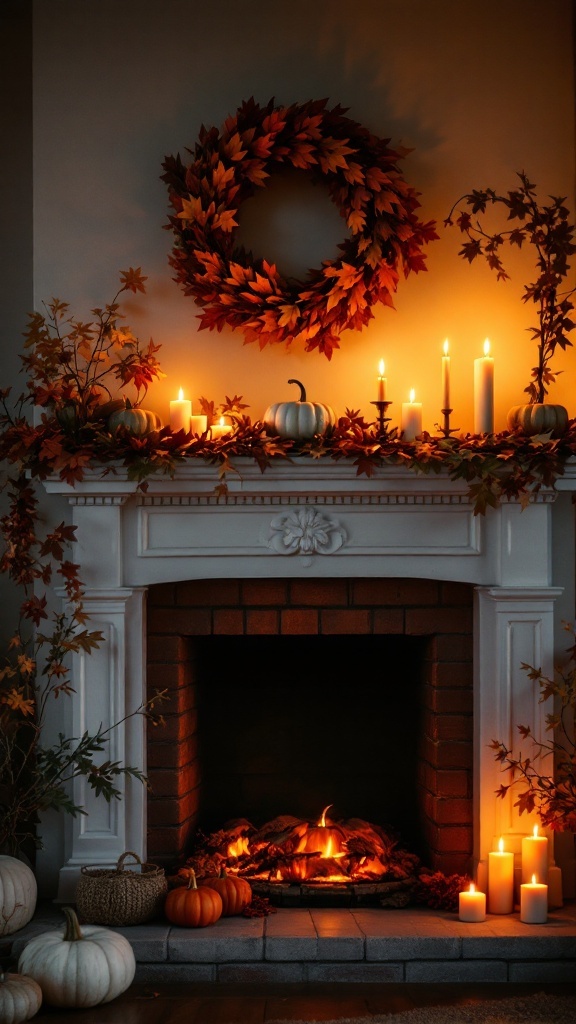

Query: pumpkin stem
left=186, top=869, right=199, bottom=890
left=287, top=378, right=306, bottom=402
left=62, top=904, right=84, bottom=942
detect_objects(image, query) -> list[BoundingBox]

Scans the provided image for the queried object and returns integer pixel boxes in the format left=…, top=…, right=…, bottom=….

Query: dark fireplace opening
left=146, top=576, right=474, bottom=879
left=194, top=634, right=428, bottom=862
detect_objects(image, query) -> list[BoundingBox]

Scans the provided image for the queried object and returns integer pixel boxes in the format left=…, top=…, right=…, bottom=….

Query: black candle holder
left=370, top=400, right=393, bottom=435
left=436, top=407, right=460, bottom=438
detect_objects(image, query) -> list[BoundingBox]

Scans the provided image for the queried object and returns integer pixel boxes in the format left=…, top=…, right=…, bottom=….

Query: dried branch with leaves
left=446, top=171, right=576, bottom=403
left=491, top=621, right=576, bottom=831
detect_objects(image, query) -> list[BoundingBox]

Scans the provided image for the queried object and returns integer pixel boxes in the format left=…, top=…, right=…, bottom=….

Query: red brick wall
left=146, top=578, right=473, bottom=874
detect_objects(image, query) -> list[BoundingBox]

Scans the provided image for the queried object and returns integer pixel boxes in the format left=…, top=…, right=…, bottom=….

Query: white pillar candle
left=488, top=837, right=514, bottom=914
left=474, top=338, right=494, bottom=433
left=401, top=389, right=422, bottom=441
left=521, top=825, right=548, bottom=885
left=170, top=388, right=191, bottom=433
left=520, top=875, right=548, bottom=923
left=210, top=416, right=232, bottom=439
left=189, top=414, right=208, bottom=435
left=442, top=339, right=450, bottom=410
left=377, top=359, right=387, bottom=402
left=459, top=882, right=486, bottom=922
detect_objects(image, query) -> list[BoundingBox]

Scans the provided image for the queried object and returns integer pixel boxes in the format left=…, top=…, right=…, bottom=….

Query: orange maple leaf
left=222, top=132, right=247, bottom=162
left=212, top=161, right=236, bottom=194
left=212, top=208, right=238, bottom=232
left=177, top=195, right=205, bottom=224
left=347, top=209, right=366, bottom=234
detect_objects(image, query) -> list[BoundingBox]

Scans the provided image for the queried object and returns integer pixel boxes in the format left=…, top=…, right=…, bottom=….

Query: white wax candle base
left=520, top=882, right=548, bottom=923
left=458, top=890, right=486, bottom=922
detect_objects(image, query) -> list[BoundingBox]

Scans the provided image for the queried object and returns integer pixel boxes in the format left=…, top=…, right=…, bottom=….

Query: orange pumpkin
left=201, top=868, right=252, bottom=916
left=164, top=869, right=222, bottom=928
left=296, top=805, right=345, bottom=858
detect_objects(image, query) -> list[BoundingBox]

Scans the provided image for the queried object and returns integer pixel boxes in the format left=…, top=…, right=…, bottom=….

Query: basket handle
left=116, top=851, right=143, bottom=872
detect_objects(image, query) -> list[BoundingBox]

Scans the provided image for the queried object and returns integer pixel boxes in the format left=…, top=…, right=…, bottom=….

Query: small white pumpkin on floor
left=0, top=971, right=42, bottom=1024
left=17, top=905, right=135, bottom=1008
left=0, top=855, right=38, bottom=936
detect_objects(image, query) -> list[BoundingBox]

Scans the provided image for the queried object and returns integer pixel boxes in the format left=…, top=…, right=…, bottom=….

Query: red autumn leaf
left=177, top=194, right=205, bottom=224
left=347, top=209, right=366, bottom=234
left=119, top=267, right=147, bottom=294
left=212, top=208, right=238, bottom=232
left=222, top=132, right=247, bottom=162
left=21, top=594, right=48, bottom=625
left=318, top=136, right=356, bottom=174
left=365, top=166, right=389, bottom=191
left=212, top=161, right=236, bottom=193
left=289, top=142, right=317, bottom=170
left=278, top=304, right=300, bottom=329
left=249, top=273, right=274, bottom=296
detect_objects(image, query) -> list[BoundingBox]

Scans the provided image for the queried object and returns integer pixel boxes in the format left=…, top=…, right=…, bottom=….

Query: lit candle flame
left=533, top=824, right=539, bottom=837
left=409, top=388, right=415, bottom=403
left=178, top=387, right=184, bottom=401
left=483, top=338, right=491, bottom=357
left=378, top=359, right=385, bottom=377
left=498, top=837, right=504, bottom=853
left=219, top=416, right=225, bottom=427
left=443, top=339, right=449, bottom=356
left=532, top=873, right=537, bottom=885
left=469, top=882, right=476, bottom=894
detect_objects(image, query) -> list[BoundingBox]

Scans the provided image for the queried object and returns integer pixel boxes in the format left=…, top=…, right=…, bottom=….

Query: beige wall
left=27, top=0, right=575, bottom=436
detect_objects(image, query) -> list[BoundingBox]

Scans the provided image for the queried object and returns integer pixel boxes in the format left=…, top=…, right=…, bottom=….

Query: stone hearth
left=38, top=459, right=576, bottom=901
left=8, top=901, right=576, bottom=984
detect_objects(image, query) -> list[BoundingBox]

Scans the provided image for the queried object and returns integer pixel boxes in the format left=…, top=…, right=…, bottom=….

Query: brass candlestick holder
left=436, top=407, right=460, bottom=438
left=371, top=400, right=393, bottom=435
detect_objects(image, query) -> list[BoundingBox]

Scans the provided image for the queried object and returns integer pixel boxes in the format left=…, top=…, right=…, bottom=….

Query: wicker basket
left=76, top=851, right=168, bottom=926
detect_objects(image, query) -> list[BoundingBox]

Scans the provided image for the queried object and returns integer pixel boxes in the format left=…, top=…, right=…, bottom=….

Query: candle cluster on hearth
left=459, top=826, right=562, bottom=925
left=373, top=339, right=495, bottom=437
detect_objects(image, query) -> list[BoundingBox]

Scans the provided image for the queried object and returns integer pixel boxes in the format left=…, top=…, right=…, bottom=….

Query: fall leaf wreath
left=161, top=97, right=438, bottom=359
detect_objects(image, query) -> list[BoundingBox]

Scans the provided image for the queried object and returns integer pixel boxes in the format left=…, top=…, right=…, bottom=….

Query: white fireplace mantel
left=39, top=459, right=576, bottom=900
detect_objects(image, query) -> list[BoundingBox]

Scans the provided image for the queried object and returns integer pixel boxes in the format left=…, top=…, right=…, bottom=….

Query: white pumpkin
left=0, top=971, right=42, bottom=1024
left=263, top=379, right=337, bottom=439
left=0, top=856, right=37, bottom=936
left=18, top=906, right=136, bottom=1008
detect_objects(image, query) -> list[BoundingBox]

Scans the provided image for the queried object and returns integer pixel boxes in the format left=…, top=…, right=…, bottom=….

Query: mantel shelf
left=41, top=455, right=576, bottom=501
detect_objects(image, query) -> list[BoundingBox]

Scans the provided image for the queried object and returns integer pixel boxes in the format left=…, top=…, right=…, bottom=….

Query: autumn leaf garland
left=162, top=97, right=438, bottom=359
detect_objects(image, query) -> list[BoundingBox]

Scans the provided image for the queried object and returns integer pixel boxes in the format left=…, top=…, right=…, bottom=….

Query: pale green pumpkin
left=507, top=403, right=569, bottom=437
left=108, top=402, right=162, bottom=436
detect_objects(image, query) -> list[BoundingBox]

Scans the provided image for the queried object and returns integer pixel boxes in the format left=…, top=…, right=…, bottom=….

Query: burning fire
left=187, top=806, right=420, bottom=886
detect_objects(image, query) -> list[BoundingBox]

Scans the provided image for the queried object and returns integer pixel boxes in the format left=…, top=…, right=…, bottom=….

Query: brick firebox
left=146, top=576, right=474, bottom=876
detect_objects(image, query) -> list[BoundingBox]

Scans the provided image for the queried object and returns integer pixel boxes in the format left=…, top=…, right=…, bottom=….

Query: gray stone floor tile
left=110, top=922, right=170, bottom=962
left=217, top=962, right=305, bottom=982
left=311, top=908, right=365, bottom=960
left=305, top=962, right=404, bottom=982
left=508, top=960, right=576, bottom=983
left=406, top=960, right=509, bottom=983
left=135, top=963, right=215, bottom=982
left=169, top=916, right=264, bottom=962
left=463, top=933, right=576, bottom=960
